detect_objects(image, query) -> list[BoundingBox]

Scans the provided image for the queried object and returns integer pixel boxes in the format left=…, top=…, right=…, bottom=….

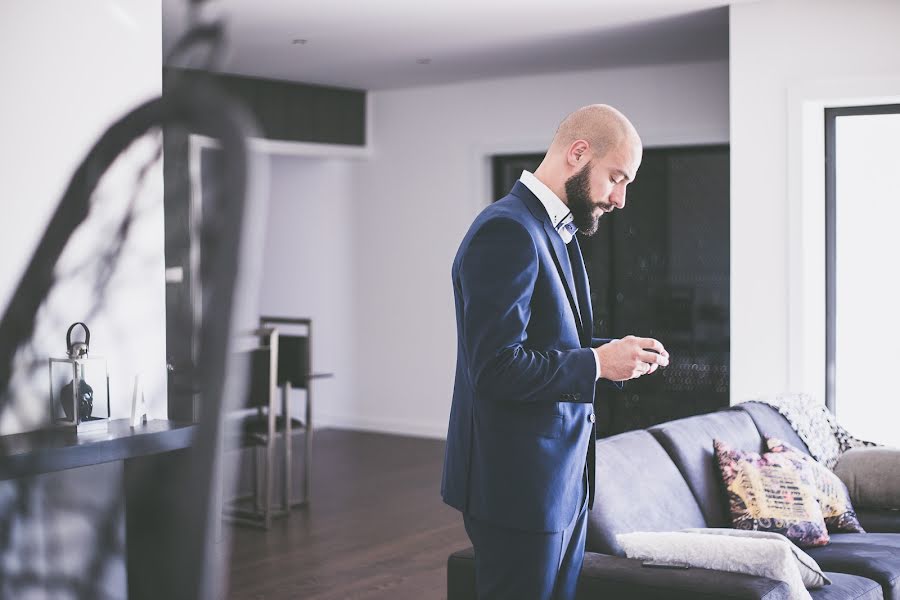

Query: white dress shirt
left=519, top=171, right=601, bottom=381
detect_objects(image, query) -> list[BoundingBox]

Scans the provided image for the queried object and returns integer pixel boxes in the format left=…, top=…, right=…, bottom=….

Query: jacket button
left=589, top=413, right=596, bottom=423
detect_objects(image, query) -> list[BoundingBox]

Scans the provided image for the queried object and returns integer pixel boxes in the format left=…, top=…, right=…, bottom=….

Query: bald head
left=533, top=104, right=643, bottom=235
left=549, top=104, right=641, bottom=161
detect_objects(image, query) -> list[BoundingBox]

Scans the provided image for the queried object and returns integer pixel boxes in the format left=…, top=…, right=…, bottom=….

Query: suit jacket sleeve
left=459, top=217, right=596, bottom=404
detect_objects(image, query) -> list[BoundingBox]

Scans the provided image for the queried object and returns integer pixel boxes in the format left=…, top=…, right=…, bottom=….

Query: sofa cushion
left=767, top=438, right=865, bottom=533
left=649, top=409, right=766, bottom=527
left=857, top=509, right=900, bottom=533
left=587, top=430, right=707, bottom=556
left=809, top=572, right=884, bottom=600
left=805, top=533, right=900, bottom=600
left=738, top=402, right=813, bottom=456
left=448, top=547, right=885, bottom=600
left=714, top=438, right=830, bottom=548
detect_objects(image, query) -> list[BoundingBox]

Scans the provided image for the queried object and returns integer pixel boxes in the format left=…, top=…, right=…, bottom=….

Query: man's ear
left=567, top=140, right=590, bottom=167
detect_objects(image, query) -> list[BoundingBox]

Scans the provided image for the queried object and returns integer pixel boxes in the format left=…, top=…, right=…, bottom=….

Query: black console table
left=0, top=419, right=197, bottom=599
left=0, top=419, right=195, bottom=480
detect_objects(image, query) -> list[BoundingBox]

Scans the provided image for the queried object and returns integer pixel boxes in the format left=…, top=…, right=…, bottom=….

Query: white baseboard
left=315, top=411, right=447, bottom=440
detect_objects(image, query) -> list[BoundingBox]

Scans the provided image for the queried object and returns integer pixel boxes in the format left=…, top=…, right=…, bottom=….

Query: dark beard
left=564, top=162, right=609, bottom=236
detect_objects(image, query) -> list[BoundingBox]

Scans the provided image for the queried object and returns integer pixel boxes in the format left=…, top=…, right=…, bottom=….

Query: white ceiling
left=162, top=0, right=753, bottom=90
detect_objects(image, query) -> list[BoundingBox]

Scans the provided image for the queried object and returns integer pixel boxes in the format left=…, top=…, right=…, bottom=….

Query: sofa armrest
left=577, top=553, right=792, bottom=600
left=448, top=548, right=792, bottom=600
left=856, top=507, right=900, bottom=533
left=834, top=447, right=900, bottom=510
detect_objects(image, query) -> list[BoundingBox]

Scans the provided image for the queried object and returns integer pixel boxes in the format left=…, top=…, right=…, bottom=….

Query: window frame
left=824, top=103, right=900, bottom=413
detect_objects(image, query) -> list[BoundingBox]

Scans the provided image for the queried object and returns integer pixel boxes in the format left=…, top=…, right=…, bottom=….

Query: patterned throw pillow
left=766, top=438, right=866, bottom=533
left=714, top=439, right=830, bottom=548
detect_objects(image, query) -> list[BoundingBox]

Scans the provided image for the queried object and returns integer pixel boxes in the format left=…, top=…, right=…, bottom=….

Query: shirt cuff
left=593, top=349, right=602, bottom=381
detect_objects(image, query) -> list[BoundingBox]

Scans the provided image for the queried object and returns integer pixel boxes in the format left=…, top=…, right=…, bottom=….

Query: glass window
left=826, top=104, right=900, bottom=446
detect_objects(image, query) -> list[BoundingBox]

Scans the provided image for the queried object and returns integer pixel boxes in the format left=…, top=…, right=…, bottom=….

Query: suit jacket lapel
left=568, top=236, right=593, bottom=347
left=542, top=214, right=585, bottom=337
left=512, top=181, right=585, bottom=337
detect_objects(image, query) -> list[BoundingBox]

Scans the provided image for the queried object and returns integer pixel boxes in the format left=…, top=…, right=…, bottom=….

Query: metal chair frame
left=226, top=317, right=330, bottom=528
left=224, top=326, right=289, bottom=529
left=258, top=316, right=329, bottom=508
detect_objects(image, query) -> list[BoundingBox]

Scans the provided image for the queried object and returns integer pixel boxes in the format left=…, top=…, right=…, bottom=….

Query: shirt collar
left=519, top=170, right=577, bottom=243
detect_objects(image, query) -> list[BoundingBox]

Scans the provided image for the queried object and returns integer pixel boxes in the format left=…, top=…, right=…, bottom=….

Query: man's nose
left=610, top=185, right=626, bottom=209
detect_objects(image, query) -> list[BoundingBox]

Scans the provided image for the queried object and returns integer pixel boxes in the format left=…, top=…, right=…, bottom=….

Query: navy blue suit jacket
left=442, top=181, right=616, bottom=533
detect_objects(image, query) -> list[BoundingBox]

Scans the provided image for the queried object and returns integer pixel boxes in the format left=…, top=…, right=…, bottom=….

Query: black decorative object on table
left=60, top=322, right=94, bottom=422
left=66, top=322, right=91, bottom=359
left=49, top=321, right=109, bottom=432
left=60, top=379, right=93, bottom=422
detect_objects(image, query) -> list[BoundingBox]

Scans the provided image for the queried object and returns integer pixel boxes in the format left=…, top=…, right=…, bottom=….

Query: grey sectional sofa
left=447, top=402, right=900, bottom=599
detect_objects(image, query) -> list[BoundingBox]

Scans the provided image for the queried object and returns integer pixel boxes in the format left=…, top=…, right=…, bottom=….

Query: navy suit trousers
left=462, top=476, right=589, bottom=600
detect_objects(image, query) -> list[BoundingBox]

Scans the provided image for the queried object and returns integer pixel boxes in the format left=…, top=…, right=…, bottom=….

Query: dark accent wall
left=163, top=68, right=366, bottom=145
left=163, top=69, right=367, bottom=420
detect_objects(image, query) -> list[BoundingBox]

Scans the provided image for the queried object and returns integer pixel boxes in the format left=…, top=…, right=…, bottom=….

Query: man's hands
left=593, top=336, right=669, bottom=382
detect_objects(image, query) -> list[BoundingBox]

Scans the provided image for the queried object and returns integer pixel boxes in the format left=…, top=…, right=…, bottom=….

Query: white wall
left=257, top=155, right=356, bottom=429
left=730, top=0, right=900, bottom=406
left=0, top=0, right=166, bottom=431
left=0, top=2, right=162, bottom=597
left=342, top=60, right=729, bottom=438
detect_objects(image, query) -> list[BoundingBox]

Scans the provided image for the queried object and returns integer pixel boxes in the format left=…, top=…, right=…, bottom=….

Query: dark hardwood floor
left=226, top=429, right=469, bottom=599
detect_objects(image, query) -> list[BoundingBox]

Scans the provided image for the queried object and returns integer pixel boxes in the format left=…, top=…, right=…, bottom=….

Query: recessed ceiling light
left=416, top=58, right=432, bottom=65
left=292, top=38, right=308, bottom=45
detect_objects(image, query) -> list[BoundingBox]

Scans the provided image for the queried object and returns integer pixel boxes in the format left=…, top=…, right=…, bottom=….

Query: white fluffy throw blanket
left=741, top=393, right=880, bottom=469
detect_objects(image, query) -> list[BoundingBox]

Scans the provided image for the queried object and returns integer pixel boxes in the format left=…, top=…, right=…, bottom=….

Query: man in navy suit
left=442, top=104, right=669, bottom=599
